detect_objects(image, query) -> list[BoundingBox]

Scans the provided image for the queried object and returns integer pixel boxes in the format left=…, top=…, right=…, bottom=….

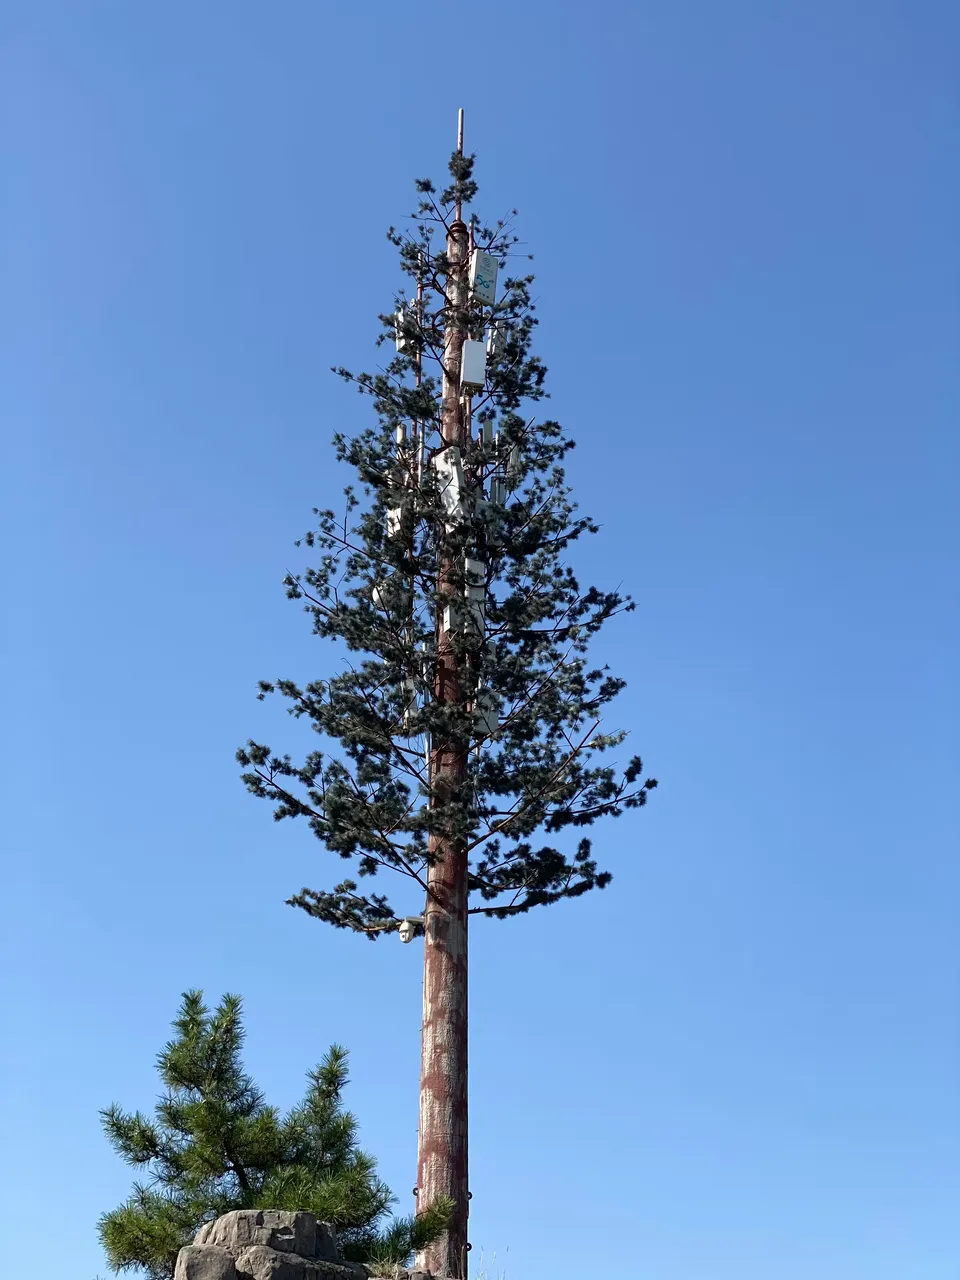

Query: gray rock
left=313, top=1220, right=338, bottom=1262
left=195, top=1211, right=334, bottom=1261
left=235, top=1244, right=363, bottom=1280
left=195, top=1212, right=260, bottom=1255
left=235, top=1244, right=305, bottom=1280
left=174, top=1244, right=238, bottom=1280
left=178, top=1209, right=433, bottom=1280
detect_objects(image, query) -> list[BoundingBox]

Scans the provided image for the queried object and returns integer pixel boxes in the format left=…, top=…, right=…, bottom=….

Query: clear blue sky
left=2, top=3, right=957, bottom=1278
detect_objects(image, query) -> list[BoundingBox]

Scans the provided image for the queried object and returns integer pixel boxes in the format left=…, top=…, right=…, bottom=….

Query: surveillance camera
left=398, top=917, right=423, bottom=944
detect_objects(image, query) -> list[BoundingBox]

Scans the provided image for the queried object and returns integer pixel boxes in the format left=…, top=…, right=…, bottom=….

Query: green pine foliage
left=99, top=992, right=449, bottom=1278
left=237, top=149, right=656, bottom=937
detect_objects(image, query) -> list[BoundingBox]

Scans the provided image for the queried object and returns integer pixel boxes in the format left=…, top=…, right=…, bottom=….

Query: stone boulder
left=195, top=1210, right=336, bottom=1262
left=174, top=1210, right=433, bottom=1280
left=175, top=1245, right=238, bottom=1280
left=235, top=1242, right=362, bottom=1280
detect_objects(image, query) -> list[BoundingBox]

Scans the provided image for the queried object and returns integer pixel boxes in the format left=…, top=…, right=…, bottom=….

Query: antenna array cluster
left=380, top=230, right=525, bottom=750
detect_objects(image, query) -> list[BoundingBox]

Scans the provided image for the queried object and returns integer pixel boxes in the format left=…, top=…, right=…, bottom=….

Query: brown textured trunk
left=416, top=210, right=470, bottom=1279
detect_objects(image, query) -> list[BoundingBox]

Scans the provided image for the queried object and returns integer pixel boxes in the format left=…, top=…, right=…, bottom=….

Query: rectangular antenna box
left=461, top=340, right=487, bottom=392
left=464, top=559, right=486, bottom=610
left=469, top=250, right=499, bottom=306
left=475, top=689, right=500, bottom=737
left=433, top=447, right=466, bottom=525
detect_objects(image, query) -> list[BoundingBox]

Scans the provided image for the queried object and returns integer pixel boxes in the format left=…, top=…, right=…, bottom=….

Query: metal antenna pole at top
left=456, top=108, right=464, bottom=222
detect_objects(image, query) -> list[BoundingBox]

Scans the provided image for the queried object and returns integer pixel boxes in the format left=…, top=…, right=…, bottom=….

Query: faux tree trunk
left=416, top=213, right=470, bottom=1279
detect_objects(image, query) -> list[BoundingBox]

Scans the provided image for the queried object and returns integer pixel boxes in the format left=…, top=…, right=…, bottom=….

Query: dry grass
left=364, top=1250, right=508, bottom=1280
left=472, top=1249, right=508, bottom=1280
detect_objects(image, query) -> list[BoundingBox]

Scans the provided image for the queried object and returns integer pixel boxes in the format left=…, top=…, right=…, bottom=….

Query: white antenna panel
left=464, top=558, right=485, bottom=594
left=476, top=498, right=502, bottom=545
left=444, top=598, right=484, bottom=637
left=466, top=598, right=485, bottom=632
left=461, top=339, right=486, bottom=392
left=475, top=688, right=500, bottom=737
left=464, top=557, right=486, bottom=628
left=395, top=306, right=410, bottom=353
left=443, top=603, right=461, bottom=635
left=402, top=677, right=418, bottom=734
left=433, top=447, right=466, bottom=525
left=386, top=495, right=408, bottom=539
left=469, top=250, right=498, bottom=306
left=486, top=322, right=505, bottom=359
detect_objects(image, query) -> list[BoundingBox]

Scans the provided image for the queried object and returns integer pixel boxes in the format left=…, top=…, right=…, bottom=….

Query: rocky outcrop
left=194, top=1211, right=338, bottom=1264
left=173, top=1211, right=432, bottom=1280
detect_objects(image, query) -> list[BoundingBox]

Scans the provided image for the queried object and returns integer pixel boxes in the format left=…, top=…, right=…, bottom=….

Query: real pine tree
left=99, top=992, right=449, bottom=1278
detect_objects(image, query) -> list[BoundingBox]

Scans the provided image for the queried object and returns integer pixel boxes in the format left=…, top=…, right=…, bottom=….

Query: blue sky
left=2, top=3, right=957, bottom=1278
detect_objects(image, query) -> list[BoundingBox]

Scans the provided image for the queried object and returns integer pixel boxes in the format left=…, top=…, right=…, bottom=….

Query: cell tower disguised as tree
left=238, top=112, right=656, bottom=1278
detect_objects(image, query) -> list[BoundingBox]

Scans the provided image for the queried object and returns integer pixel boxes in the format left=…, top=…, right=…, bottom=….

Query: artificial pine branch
left=239, top=149, right=657, bottom=937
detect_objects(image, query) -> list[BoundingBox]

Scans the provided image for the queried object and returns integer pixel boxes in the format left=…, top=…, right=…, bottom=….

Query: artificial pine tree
left=237, top=124, right=656, bottom=1276
left=98, top=991, right=449, bottom=1278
